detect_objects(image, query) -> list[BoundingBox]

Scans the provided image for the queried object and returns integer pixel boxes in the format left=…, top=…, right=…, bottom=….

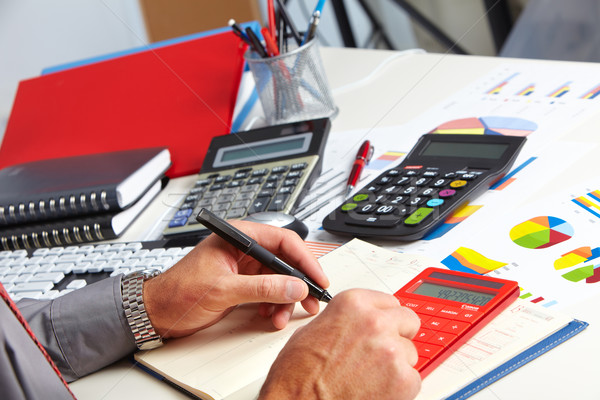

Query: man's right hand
left=259, top=289, right=422, bottom=400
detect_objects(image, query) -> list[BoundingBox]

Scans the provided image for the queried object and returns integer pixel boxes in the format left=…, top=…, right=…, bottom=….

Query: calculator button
left=439, top=320, right=470, bottom=335
left=268, top=194, right=291, bottom=212
left=395, top=177, right=411, bottom=186
left=241, top=184, right=259, bottom=193
left=376, top=176, right=395, bottom=185
left=431, top=178, right=449, bottom=188
left=438, top=189, right=456, bottom=198
left=444, top=172, right=457, bottom=178
left=436, top=306, right=462, bottom=319
left=454, top=309, right=483, bottom=322
left=267, top=174, right=282, bottom=182
left=233, top=171, right=250, bottom=180
left=247, top=177, right=263, bottom=185
left=423, top=170, right=439, bottom=177
left=426, top=199, right=444, bottom=207
left=278, top=186, right=293, bottom=195
left=271, top=166, right=289, bottom=173
left=419, top=188, right=437, bottom=197
left=287, top=170, right=303, bottom=179
left=214, top=175, right=231, bottom=183
left=226, top=208, right=246, bottom=219
left=404, top=207, right=434, bottom=225
left=420, top=303, right=443, bottom=315
left=212, top=203, right=231, bottom=212
left=365, top=185, right=381, bottom=193
left=382, top=186, right=401, bottom=195
left=413, top=328, right=436, bottom=343
left=429, top=332, right=458, bottom=346
left=386, top=169, right=401, bottom=176
left=460, top=173, right=478, bottom=180
left=389, top=196, right=407, bottom=205
left=290, top=162, right=307, bottom=170
left=248, top=198, right=270, bottom=214
left=402, top=186, right=418, bottom=195
left=263, top=182, right=278, bottom=190
left=418, top=342, right=444, bottom=360
left=352, top=193, right=370, bottom=202
left=398, top=298, right=427, bottom=311
left=373, top=194, right=389, bottom=204
left=341, top=203, right=358, bottom=212
left=357, top=204, right=376, bottom=214
left=414, top=178, right=431, bottom=186
left=195, top=179, right=212, bottom=187
left=251, top=168, right=269, bottom=177
left=449, top=180, right=467, bottom=189
left=346, top=215, right=400, bottom=227
left=408, top=197, right=427, bottom=207
left=283, top=178, right=298, bottom=187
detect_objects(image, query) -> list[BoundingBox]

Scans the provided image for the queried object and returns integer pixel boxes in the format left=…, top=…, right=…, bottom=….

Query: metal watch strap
left=121, top=271, right=163, bottom=350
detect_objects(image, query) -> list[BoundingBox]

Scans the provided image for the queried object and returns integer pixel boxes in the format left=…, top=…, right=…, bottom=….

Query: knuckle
left=255, top=276, right=278, bottom=299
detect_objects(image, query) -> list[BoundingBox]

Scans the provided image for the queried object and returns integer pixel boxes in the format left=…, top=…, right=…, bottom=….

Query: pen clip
left=366, top=145, right=374, bottom=163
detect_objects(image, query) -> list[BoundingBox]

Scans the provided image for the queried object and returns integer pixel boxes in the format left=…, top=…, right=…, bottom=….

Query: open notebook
left=134, top=239, right=586, bottom=400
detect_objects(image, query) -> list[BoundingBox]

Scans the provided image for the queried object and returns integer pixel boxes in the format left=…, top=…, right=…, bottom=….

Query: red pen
left=267, top=0, right=278, bottom=49
left=346, top=140, right=374, bottom=198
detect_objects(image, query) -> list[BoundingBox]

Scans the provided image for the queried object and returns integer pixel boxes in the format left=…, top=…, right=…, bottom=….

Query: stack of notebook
left=0, top=147, right=171, bottom=250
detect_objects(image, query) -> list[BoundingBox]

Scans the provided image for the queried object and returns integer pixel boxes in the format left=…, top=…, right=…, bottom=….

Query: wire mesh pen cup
left=244, top=39, right=338, bottom=125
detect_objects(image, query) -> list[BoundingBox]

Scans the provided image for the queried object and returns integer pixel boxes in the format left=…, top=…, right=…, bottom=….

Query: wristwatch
left=121, top=270, right=163, bottom=350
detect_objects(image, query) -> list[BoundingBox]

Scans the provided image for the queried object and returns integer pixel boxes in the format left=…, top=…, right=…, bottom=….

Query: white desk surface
left=70, top=47, right=600, bottom=400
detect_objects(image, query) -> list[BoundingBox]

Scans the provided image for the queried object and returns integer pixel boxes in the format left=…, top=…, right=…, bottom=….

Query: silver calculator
left=163, top=119, right=330, bottom=237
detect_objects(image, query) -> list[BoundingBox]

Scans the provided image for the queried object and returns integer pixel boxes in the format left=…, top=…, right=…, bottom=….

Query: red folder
left=1, top=31, right=246, bottom=178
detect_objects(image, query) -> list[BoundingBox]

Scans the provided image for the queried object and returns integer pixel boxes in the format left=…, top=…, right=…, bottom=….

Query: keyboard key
left=11, top=281, right=54, bottom=294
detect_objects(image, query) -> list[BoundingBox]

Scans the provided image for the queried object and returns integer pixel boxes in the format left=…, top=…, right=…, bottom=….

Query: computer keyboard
left=0, top=240, right=195, bottom=302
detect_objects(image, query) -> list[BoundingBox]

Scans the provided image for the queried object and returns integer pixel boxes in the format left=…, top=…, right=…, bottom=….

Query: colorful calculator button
left=449, top=180, right=467, bottom=189
left=404, top=207, right=434, bottom=225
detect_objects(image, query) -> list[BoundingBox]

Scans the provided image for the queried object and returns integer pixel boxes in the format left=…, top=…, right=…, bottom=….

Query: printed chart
left=509, top=216, right=574, bottom=249
left=554, top=246, right=600, bottom=284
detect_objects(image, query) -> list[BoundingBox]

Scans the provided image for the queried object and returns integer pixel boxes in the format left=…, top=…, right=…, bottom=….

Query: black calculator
left=322, top=134, right=526, bottom=241
left=164, top=118, right=330, bottom=237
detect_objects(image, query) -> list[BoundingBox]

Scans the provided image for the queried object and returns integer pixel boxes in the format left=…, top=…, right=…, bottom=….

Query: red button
left=439, top=320, right=470, bottom=335
left=413, top=328, right=436, bottom=343
left=414, top=356, right=429, bottom=371
left=454, top=309, right=482, bottom=322
left=428, top=332, right=458, bottom=346
left=436, top=306, right=461, bottom=319
left=418, top=342, right=444, bottom=359
left=420, top=302, right=443, bottom=316
left=400, top=298, right=426, bottom=312
left=423, top=316, right=448, bottom=331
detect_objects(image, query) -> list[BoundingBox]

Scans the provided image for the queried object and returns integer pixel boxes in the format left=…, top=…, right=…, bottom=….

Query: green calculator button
left=353, top=193, right=369, bottom=202
left=341, top=203, right=358, bottom=212
left=404, top=207, right=434, bottom=225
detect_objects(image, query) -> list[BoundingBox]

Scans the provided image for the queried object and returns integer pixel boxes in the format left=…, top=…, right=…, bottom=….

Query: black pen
left=245, top=27, right=268, bottom=58
left=196, top=208, right=332, bottom=303
left=228, top=19, right=252, bottom=45
left=276, top=0, right=303, bottom=46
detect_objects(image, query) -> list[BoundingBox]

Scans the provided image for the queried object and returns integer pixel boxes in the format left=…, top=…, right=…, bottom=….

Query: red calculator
left=394, top=267, right=519, bottom=377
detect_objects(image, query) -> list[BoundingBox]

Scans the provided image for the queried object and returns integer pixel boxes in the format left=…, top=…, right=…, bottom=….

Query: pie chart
left=509, top=216, right=574, bottom=249
left=430, top=116, right=537, bottom=136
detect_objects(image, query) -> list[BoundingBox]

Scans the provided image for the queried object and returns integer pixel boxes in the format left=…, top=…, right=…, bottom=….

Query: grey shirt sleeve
left=17, top=275, right=137, bottom=382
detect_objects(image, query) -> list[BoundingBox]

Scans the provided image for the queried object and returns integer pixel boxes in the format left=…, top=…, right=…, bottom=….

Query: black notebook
left=0, top=147, right=171, bottom=226
left=0, top=180, right=162, bottom=250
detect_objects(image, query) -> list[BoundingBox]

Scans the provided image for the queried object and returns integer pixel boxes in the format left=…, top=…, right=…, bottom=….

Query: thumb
left=225, top=274, right=309, bottom=305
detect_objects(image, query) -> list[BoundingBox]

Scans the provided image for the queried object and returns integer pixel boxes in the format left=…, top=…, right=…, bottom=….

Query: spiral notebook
left=134, top=239, right=586, bottom=400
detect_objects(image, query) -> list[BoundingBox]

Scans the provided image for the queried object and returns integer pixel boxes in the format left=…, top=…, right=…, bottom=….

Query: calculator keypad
left=396, top=296, right=482, bottom=372
left=164, top=160, right=314, bottom=236
left=338, top=166, right=483, bottom=229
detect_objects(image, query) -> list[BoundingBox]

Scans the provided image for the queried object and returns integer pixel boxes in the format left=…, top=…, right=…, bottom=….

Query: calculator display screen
left=412, top=282, right=495, bottom=306
left=213, top=133, right=312, bottom=168
left=420, top=141, right=509, bottom=160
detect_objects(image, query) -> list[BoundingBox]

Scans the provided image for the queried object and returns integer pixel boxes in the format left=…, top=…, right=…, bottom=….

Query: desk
left=71, top=47, right=600, bottom=399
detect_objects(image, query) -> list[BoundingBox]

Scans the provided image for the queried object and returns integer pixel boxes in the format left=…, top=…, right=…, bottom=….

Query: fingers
left=230, top=221, right=330, bottom=290
left=222, top=274, right=309, bottom=306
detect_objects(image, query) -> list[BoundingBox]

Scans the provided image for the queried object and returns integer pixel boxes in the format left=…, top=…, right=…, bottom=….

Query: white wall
left=0, top=0, right=147, bottom=142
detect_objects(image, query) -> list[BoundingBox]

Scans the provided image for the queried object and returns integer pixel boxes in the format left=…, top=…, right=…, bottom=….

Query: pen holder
left=245, top=39, right=338, bottom=125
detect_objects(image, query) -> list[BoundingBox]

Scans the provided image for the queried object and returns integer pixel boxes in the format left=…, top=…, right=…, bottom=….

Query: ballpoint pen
left=228, top=19, right=251, bottom=45
left=345, top=140, right=374, bottom=198
left=196, top=208, right=332, bottom=303
left=302, top=10, right=321, bottom=45
left=245, top=27, right=268, bottom=58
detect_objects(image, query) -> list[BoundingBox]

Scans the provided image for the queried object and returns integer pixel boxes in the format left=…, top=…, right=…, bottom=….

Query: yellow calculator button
left=449, top=180, right=467, bottom=188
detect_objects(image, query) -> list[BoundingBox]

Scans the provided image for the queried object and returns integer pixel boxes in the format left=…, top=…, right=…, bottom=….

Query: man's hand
left=143, top=220, right=329, bottom=338
left=259, top=289, right=422, bottom=400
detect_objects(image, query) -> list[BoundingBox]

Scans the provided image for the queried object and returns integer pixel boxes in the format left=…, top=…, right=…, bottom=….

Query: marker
left=196, top=208, right=332, bottom=303
left=261, top=27, right=280, bottom=56
left=345, top=140, right=374, bottom=198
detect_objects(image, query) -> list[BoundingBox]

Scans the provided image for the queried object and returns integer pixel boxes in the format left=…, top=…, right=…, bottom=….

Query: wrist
left=121, top=270, right=163, bottom=350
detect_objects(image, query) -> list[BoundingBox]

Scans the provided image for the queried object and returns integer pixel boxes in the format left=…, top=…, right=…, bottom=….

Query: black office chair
left=500, top=0, right=600, bottom=62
